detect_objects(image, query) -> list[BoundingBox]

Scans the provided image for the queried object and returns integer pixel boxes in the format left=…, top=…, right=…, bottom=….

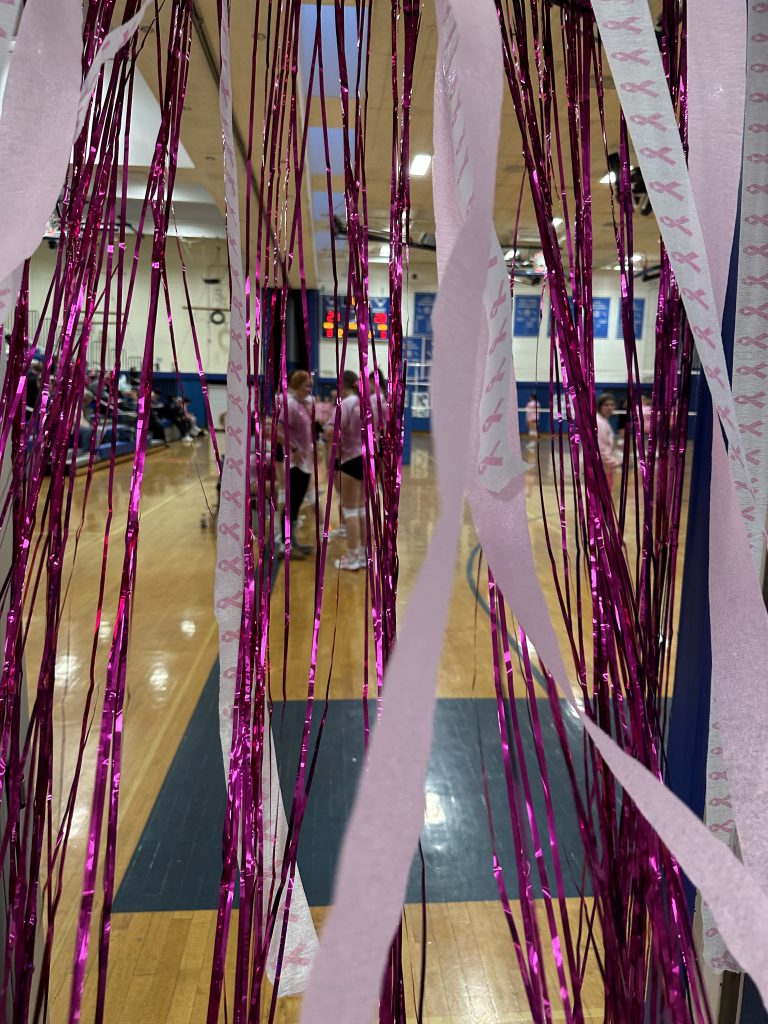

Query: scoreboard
left=322, top=297, right=390, bottom=344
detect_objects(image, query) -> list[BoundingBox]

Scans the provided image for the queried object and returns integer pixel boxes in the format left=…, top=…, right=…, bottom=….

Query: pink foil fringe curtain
left=0, top=0, right=766, bottom=1022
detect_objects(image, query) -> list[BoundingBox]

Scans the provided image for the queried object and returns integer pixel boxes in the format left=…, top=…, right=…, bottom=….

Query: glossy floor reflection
left=40, top=434, right=685, bottom=1022
left=115, top=668, right=587, bottom=912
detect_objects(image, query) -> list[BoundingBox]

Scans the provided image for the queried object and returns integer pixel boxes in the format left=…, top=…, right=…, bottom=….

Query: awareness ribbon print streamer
left=733, top=4, right=768, bottom=563
left=300, top=0, right=506, bottom=1017
left=591, top=0, right=768, bottom=995
left=592, top=0, right=754, bottom=503
left=213, top=2, right=317, bottom=993
left=688, top=0, right=746, bottom=974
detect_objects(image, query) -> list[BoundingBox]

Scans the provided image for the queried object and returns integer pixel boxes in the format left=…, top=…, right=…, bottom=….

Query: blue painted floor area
left=114, top=664, right=587, bottom=913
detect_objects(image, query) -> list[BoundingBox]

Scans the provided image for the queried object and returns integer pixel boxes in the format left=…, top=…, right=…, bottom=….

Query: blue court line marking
left=464, top=542, right=549, bottom=697
left=114, top=687, right=588, bottom=911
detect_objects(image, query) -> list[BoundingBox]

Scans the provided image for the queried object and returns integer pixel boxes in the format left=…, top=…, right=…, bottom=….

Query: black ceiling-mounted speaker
left=548, top=0, right=593, bottom=9
left=606, top=152, right=653, bottom=216
left=549, top=0, right=665, bottom=27
left=631, top=167, right=653, bottom=216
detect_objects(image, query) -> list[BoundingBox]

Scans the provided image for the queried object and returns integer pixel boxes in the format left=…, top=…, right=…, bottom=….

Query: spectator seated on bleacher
left=26, top=360, right=43, bottom=416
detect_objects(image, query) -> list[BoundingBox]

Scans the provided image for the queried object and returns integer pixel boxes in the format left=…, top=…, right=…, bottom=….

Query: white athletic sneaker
left=335, top=553, right=362, bottom=571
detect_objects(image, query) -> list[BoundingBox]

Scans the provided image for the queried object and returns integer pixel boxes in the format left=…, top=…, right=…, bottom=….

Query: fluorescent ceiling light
left=379, top=244, right=390, bottom=257
left=410, top=153, right=432, bottom=176
left=632, top=253, right=643, bottom=263
left=600, top=171, right=617, bottom=185
left=504, top=249, right=517, bottom=260
left=552, top=217, right=564, bottom=228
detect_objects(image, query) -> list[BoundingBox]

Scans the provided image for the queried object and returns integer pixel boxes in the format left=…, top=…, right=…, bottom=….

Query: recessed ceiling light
left=552, top=217, right=563, bottom=228
left=600, top=171, right=617, bottom=185
left=379, top=244, right=390, bottom=258
left=410, top=154, right=432, bottom=176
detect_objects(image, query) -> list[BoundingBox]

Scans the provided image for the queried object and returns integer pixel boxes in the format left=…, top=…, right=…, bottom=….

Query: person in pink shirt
left=641, top=393, right=652, bottom=438
left=369, top=370, right=389, bottom=497
left=596, top=392, right=619, bottom=491
left=369, top=369, right=388, bottom=440
left=326, top=369, right=365, bottom=571
left=314, top=388, right=337, bottom=430
left=278, top=370, right=314, bottom=558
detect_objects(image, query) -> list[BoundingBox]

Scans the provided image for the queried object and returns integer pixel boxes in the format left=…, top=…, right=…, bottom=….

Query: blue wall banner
left=593, top=296, right=611, bottom=339
left=513, top=294, right=541, bottom=337
left=413, top=292, right=436, bottom=337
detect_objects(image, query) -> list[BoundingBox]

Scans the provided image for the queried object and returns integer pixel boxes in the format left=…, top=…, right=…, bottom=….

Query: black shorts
left=275, top=443, right=285, bottom=463
left=337, top=455, right=364, bottom=481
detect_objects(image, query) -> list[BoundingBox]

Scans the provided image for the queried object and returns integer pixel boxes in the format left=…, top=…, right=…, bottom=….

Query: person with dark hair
left=327, top=369, right=365, bottom=571
left=26, top=360, right=42, bottom=414
left=596, top=392, right=619, bottom=490
left=314, top=388, right=336, bottom=432
left=149, top=391, right=170, bottom=443
left=278, top=369, right=313, bottom=558
left=369, top=369, right=388, bottom=441
left=153, top=393, right=193, bottom=442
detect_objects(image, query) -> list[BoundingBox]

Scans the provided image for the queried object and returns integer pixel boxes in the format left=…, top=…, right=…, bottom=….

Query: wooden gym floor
left=25, top=431, right=688, bottom=1022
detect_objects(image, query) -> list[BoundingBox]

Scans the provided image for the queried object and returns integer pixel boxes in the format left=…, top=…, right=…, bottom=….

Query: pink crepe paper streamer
left=0, top=0, right=81, bottom=284
left=688, top=0, right=746, bottom=318
left=298, top=0, right=506, bottom=1018
left=213, top=0, right=317, bottom=996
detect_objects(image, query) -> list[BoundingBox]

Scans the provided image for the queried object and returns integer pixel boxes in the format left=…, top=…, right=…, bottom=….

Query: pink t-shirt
left=314, top=399, right=335, bottom=426
left=339, top=393, right=362, bottom=464
left=371, top=394, right=389, bottom=436
left=280, top=391, right=314, bottom=474
left=642, top=404, right=652, bottom=435
left=597, top=413, right=619, bottom=468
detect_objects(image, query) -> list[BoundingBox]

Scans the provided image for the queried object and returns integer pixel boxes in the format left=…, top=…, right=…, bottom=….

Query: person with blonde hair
left=327, top=369, right=365, bottom=570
